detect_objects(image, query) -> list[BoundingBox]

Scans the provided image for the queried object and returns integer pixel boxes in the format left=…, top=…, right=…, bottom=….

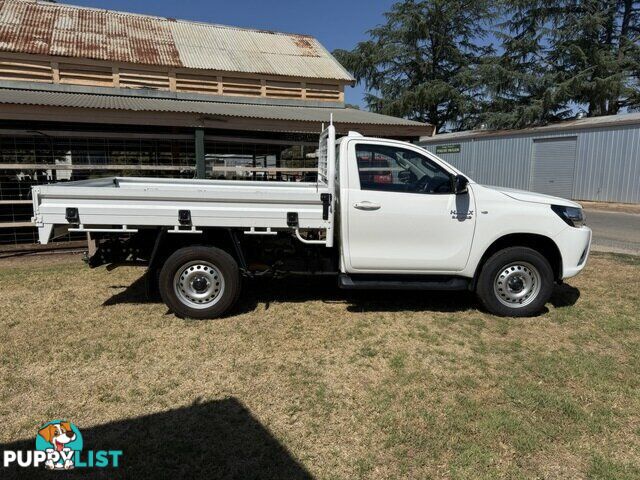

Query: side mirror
left=454, top=174, right=469, bottom=194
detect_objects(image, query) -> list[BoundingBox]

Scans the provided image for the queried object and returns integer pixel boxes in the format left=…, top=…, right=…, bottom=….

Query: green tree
left=481, top=0, right=640, bottom=128
left=550, top=0, right=640, bottom=116
left=333, top=0, right=494, bottom=133
left=478, top=1, right=574, bottom=128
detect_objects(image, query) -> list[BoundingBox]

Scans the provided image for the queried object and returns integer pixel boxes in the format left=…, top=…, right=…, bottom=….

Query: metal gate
left=531, top=137, right=577, bottom=198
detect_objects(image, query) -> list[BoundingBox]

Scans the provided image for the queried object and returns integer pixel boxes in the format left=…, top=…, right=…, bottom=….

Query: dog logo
left=35, top=420, right=83, bottom=470
left=2, top=420, right=121, bottom=470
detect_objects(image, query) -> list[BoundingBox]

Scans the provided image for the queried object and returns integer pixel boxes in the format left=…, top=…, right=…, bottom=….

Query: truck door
left=344, top=140, right=476, bottom=272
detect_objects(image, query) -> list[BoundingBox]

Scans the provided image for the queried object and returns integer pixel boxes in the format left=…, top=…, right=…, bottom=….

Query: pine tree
left=481, top=0, right=640, bottom=128
left=334, top=0, right=640, bottom=131
left=333, top=0, right=494, bottom=133
left=550, top=0, right=640, bottom=115
left=478, top=0, right=579, bottom=129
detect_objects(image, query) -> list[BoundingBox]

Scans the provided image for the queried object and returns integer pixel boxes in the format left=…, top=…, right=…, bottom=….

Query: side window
left=355, top=144, right=452, bottom=194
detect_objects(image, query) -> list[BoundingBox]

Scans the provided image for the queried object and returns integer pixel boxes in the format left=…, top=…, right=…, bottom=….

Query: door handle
left=353, top=201, right=381, bottom=211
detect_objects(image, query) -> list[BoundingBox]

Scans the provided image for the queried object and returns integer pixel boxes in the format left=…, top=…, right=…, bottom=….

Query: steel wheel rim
left=493, top=261, right=541, bottom=308
left=173, top=261, right=225, bottom=309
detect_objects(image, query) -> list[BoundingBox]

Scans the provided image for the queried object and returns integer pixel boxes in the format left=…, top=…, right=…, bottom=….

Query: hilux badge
left=450, top=210, right=473, bottom=219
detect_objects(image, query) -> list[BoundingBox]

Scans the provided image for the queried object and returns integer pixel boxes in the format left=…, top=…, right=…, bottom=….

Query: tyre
left=476, top=247, right=554, bottom=317
left=159, top=246, right=241, bottom=319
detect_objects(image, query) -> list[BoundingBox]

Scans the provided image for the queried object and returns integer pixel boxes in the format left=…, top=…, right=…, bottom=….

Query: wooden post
left=113, top=66, right=120, bottom=88
left=195, top=128, right=205, bottom=179
left=276, top=149, right=282, bottom=181
left=51, top=62, right=60, bottom=83
left=252, top=152, right=256, bottom=181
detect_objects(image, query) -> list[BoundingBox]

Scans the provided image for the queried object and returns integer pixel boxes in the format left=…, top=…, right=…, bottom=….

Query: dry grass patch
left=580, top=201, right=640, bottom=214
left=0, top=252, right=638, bottom=479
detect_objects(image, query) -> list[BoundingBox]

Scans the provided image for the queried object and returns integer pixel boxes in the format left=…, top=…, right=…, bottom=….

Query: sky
left=65, top=0, right=397, bottom=107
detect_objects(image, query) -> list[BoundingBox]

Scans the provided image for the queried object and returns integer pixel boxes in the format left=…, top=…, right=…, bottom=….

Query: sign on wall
left=435, top=144, right=461, bottom=154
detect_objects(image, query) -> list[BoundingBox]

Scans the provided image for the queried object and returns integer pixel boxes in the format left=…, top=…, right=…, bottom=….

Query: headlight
left=551, top=205, right=586, bottom=227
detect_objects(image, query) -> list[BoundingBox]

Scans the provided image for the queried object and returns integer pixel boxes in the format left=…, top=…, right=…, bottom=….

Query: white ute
left=32, top=123, right=592, bottom=318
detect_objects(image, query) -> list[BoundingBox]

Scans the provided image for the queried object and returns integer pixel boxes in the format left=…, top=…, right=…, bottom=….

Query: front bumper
left=554, top=226, right=592, bottom=279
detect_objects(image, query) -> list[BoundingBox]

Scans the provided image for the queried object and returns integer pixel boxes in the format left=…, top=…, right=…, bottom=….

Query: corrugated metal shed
left=420, top=114, right=640, bottom=203
left=0, top=86, right=427, bottom=127
left=0, top=0, right=354, bottom=81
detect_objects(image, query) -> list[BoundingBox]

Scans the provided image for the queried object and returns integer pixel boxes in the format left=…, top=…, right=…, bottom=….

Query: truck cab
left=32, top=124, right=592, bottom=319
left=334, top=130, right=591, bottom=315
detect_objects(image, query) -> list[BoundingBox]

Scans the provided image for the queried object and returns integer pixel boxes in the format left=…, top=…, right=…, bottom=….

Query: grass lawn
left=0, top=252, right=638, bottom=479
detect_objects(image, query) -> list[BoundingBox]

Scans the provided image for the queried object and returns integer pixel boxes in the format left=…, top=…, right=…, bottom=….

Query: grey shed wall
left=419, top=123, right=640, bottom=203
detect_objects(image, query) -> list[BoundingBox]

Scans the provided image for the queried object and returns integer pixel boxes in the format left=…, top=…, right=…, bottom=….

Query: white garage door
left=531, top=137, right=577, bottom=198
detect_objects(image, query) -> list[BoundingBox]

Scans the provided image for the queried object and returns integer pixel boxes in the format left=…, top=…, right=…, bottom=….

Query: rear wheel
left=476, top=247, right=554, bottom=317
left=159, top=246, right=241, bottom=319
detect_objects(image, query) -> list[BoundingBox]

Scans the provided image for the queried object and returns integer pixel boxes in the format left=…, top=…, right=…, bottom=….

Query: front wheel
left=476, top=247, right=554, bottom=317
left=159, top=246, right=241, bottom=319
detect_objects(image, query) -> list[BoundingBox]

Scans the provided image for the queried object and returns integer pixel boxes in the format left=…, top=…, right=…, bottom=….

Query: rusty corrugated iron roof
left=0, top=0, right=183, bottom=66
left=0, top=0, right=355, bottom=82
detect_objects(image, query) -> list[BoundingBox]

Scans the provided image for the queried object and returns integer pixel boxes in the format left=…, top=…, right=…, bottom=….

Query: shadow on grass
left=0, top=398, right=312, bottom=480
left=103, top=272, right=580, bottom=316
left=103, top=272, right=478, bottom=313
left=549, top=283, right=581, bottom=308
left=103, top=275, right=153, bottom=306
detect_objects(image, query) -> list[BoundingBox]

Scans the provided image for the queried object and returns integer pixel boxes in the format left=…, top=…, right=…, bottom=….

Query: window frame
left=350, top=140, right=456, bottom=195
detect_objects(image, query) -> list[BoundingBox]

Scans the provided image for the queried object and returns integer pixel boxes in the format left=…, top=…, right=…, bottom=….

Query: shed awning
left=0, top=87, right=432, bottom=138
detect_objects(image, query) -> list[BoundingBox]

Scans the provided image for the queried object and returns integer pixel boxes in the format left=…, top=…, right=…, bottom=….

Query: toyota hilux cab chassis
left=32, top=123, right=592, bottom=318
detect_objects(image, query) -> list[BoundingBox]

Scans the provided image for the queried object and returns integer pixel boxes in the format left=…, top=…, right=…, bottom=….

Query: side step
left=339, top=274, right=469, bottom=291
